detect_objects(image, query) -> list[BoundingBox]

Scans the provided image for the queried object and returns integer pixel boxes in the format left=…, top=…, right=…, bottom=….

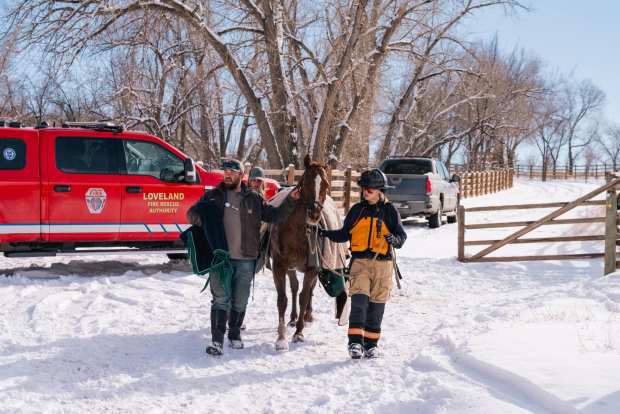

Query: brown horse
left=270, top=154, right=330, bottom=350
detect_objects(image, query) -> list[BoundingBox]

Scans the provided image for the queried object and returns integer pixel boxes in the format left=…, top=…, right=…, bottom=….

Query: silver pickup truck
left=378, top=157, right=460, bottom=228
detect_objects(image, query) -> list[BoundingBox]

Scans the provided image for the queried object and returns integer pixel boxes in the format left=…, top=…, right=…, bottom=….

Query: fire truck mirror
left=183, top=158, right=197, bottom=183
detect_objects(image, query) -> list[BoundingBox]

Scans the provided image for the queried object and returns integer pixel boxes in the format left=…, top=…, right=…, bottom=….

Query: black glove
left=318, top=228, right=328, bottom=238
left=384, top=234, right=398, bottom=247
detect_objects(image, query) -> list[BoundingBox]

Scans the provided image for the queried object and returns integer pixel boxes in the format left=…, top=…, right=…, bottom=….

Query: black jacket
left=323, top=198, right=406, bottom=260
left=186, top=182, right=296, bottom=259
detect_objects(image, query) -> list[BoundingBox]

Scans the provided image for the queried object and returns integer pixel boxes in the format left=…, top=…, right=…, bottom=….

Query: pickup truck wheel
left=428, top=206, right=443, bottom=229
left=447, top=213, right=457, bottom=224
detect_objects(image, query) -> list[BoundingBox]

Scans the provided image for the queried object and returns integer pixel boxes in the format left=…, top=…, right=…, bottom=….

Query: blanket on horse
left=266, top=187, right=349, bottom=271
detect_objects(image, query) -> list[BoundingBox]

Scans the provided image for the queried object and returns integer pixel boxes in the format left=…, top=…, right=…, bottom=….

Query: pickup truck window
left=123, top=140, right=184, bottom=180
left=0, top=138, right=26, bottom=170
left=382, top=159, right=432, bottom=175
left=56, top=137, right=120, bottom=174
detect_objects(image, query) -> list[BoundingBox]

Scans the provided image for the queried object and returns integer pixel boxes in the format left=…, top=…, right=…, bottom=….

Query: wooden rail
left=457, top=176, right=620, bottom=275
left=460, top=169, right=514, bottom=198
left=240, top=164, right=517, bottom=213
left=514, top=164, right=615, bottom=181
left=263, top=165, right=362, bottom=213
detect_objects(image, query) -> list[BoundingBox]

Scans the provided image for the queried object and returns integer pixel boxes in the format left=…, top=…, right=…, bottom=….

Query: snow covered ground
left=1, top=179, right=619, bottom=413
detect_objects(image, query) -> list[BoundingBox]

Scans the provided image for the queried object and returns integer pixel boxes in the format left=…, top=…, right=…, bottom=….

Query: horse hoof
left=292, top=333, right=304, bottom=343
left=304, top=315, right=314, bottom=323
left=275, top=340, right=289, bottom=351
left=288, top=319, right=297, bottom=327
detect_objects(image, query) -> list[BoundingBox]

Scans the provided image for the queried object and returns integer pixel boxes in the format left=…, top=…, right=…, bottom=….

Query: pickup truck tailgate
left=384, top=174, right=428, bottom=202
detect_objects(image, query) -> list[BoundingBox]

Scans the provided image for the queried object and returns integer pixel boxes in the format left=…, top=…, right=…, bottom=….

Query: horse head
left=298, top=154, right=330, bottom=225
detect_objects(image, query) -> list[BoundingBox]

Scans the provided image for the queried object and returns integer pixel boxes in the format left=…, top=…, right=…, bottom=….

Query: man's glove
left=384, top=234, right=399, bottom=247
left=318, top=228, right=328, bottom=238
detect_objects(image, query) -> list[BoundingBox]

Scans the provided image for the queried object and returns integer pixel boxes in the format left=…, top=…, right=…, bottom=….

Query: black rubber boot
left=228, top=309, right=245, bottom=348
left=207, top=309, right=228, bottom=355
left=348, top=294, right=370, bottom=347
left=364, top=302, right=385, bottom=352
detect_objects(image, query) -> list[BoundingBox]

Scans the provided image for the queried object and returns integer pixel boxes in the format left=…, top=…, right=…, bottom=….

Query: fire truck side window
left=122, top=140, right=184, bottom=180
left=0, top=138, right=26, bottom=170
left=56, top=137, right=120, bottom=174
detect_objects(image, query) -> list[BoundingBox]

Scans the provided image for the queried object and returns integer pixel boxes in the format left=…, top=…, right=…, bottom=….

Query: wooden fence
left=263, top=165, right=362, bottom=213
left=457, top=174, right=620, bottom=275
left=460, top=169, right=514, bottom=199
left=260, top=165, right=514, bottom=211
left=514, top=164, right=614, bottom=181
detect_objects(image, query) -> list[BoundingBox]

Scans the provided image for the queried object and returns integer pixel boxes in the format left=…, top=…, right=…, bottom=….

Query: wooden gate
left=457, top=175, right=620, bottom=275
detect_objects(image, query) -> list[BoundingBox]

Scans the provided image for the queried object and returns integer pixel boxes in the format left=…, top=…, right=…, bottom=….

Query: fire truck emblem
left=3, top=147, right=16, bottom=161
left=85, top=188, right=107, bottom=214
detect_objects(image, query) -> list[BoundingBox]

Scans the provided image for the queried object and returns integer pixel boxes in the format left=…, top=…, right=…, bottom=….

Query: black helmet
left=358, top=168, right=394, bottom=190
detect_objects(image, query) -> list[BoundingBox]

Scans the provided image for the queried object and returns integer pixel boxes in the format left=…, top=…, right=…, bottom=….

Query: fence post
left=488, top=171, right=492, bottom=194
left=604, top=178, right=618, bottom=275
left=326, top=166, right=333, bottom=195
left=585, top=166, right=589, bottom=182
left=462, top=172, right=468, bottom=198
left=286, top=164, right=296, bottom=185
left=529, top=165, right=533, bottom=179
left=344, top=166, right=352, bottom=213
left=457, top=205, right=465, bottom=261
left=564, top=165, right=568, bottom=179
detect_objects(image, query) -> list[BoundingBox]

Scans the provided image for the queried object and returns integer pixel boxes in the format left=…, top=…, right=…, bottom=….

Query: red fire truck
left=0, top=121, right=279, bottom=258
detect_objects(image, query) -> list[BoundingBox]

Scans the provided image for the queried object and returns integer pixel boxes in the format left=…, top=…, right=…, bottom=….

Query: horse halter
left=295, top=167, right=327, bottom=225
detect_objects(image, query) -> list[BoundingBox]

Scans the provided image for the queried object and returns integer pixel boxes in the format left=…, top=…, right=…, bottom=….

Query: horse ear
left=304, top=154, right=311, bottom=169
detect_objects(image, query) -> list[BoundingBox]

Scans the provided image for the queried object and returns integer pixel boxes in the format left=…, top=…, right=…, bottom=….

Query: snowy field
left=1, top=179, right=619, bottom=414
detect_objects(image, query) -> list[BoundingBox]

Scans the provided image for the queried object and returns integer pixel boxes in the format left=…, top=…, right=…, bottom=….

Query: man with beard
left=187, top=159, right=299, bottom=355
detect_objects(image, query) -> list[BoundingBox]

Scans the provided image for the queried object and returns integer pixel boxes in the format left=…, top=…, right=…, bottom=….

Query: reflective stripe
left=363, top=331, right=381, bottom=340
left=0, top=224, right=41, bottom=234
left=48, top=224, right=119, bottom=233
left=348, top=328, right=365, bottom=336
left=0, top=223, right=190, bottom=234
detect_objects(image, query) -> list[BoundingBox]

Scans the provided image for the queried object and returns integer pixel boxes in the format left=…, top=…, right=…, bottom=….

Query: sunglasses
left=221, top=160, right=242, bottom=171
left=363, top=187, right=378, bottom=193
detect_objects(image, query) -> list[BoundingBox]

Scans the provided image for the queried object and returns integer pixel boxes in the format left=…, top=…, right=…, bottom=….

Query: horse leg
left=293, top=270, right=318, bottom=342
left=273, top=263, right=289, bottom=351
left=287, top=270, right=299, bottom=327
left=304, top=276, right=317, bottom=322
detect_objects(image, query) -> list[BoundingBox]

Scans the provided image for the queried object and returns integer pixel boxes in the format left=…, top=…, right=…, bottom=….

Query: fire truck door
left=44, top=135, right=122, bottom=242
left=119, top=139, right=204, bottom=241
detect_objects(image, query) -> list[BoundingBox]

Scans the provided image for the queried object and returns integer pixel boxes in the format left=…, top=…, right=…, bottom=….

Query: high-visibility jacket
left=323, top=198, right=406, bottom=260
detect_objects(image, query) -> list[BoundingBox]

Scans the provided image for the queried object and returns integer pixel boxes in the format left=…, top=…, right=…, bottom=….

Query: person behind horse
left=319, top=168, right=406, bottom=359
left=187, top=159, right=300, bottom=356
left=248, top=166, right=266, bottom=198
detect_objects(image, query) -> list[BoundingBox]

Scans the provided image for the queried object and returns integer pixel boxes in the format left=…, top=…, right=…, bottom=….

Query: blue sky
left=463, top=0, right=619, bottom=122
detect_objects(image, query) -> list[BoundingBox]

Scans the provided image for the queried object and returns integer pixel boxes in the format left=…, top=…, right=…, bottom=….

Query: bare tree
left=559, top=78, right=605, bottom=172
left=5, top=0, right=527, bottom=168
left=596, top=123, right=620, bottom=170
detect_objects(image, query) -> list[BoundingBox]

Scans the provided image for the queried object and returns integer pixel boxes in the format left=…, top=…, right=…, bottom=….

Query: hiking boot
left=229, top=339, right=244, bottom=349
left=206, top=341, right=223, bottom=356
left=365, top=346, right=379, bottom=359
left=348, top=343, right=364, bottom=359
